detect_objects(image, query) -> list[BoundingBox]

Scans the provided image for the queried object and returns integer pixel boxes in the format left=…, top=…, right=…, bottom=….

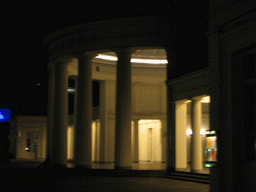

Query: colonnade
left=175, top=96, right=206, bottom=173
left=46, top=47, right=207, bottom=172
left=47, top=48, right=134, bottom=169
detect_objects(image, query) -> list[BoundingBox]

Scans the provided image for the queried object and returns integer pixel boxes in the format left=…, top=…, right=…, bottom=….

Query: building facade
left=39, top=1, right=255, bottom=192
left=8, top=116, right=47, bottom=160
left=204, top=1, right=256, bottom=191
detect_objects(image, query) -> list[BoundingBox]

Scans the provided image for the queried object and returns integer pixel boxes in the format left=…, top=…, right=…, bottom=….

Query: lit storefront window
left=204, top=130, right=217, bottom=167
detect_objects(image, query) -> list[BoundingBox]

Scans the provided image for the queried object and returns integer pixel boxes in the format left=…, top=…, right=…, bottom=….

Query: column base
left=191, top=169, right=203, bottom=173
left=36, top=161, right=67, bottom=169
left=97, top=161, right=115, bottom=164
left=115, top=166, right=132, bottom=170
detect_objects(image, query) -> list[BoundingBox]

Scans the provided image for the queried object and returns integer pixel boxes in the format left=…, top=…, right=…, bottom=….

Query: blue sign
left=0, top=108, right=11, bottom=122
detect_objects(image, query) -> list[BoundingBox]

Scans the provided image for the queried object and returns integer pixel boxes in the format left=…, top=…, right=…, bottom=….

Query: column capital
left=175, top=99, right=188, bottom=105
left=73, top=52, right=98, bottom=59
left=112, top=47, right=136, bottom=56
left=50, top=56, right=73, bottom=66
left=192, top=95, right=207, bottom=101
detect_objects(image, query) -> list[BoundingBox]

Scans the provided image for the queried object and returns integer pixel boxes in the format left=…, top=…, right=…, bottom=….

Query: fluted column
left=114, top=48, right=133, bottom=169
left=74, top=52, right=95, bottom=168
left=191, top=96, right=203, bottom=172
left=46, top=62, right=55, bottom=161
left=132, top=120, right=139, bottom=163
left=51, top=59, right=69, bottom=166
left=175, top=99, right=188, bottom=169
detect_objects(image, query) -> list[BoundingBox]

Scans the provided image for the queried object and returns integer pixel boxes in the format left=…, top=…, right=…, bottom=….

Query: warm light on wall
left=206, top=130, right=216, bottom=135
left=200, top=129, right=206, bottom=135
left=131, top=58, right=167, bottom=64
left=95, top=55, right=117, bottom=61
left=95, top=54, right=168, bottom=64
left=201, top=96, right=210, bottom=103
left=187, top=129, right=193, bottom=135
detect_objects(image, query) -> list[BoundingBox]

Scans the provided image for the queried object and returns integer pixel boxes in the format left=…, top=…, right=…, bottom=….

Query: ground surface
left=1, top=160, right=209, bottom=192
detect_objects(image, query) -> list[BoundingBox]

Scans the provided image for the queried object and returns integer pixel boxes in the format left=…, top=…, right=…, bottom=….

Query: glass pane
left=205, top=136, right=217, bottom=162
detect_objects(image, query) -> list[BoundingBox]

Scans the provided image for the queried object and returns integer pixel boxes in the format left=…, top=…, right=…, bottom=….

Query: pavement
left=1, top=160, right=210, bottom=192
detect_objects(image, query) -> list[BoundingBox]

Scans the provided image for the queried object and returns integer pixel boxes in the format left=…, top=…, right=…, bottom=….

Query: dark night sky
left=1, top=0, right=208, bottom=118
left=1, top=1, right=100, bottom=117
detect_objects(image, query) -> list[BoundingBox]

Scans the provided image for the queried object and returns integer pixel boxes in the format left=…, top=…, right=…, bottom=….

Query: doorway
left=139, top=119, right=162, bottom=162
left=25, top=131, right=38, bottom=159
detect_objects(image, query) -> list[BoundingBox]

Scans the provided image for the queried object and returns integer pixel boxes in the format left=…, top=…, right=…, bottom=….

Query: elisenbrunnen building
left=8, top=1, right=256, bottom=192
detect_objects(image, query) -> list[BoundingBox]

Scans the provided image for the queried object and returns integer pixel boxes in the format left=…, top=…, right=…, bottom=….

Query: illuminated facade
left=9, top=1, right=256, bottom=191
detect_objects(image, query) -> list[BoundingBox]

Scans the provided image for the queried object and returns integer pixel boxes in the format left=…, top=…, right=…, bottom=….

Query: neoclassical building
left=38, top=1, right=256, bottom=192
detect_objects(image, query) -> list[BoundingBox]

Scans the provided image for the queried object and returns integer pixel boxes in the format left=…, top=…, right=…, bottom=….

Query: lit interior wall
left=176, top=100, right=188, bottom=169
left=67, top=125, right=74, bottom=160
left=187, top=113, right=191, bottom=164
left=42, top=126, right=47, bottom=159
left=131, top=120, right=134, bottom=161
left=92, top=121, right=96, bottom=162
left=138, top=119, right=162, bottom=162
left=134, top=84, right=163, bottom=113
left=106, top=119, right=115, bottom=162
left=96, top=120, right=100, bottom=162
left=67, top=121, right=99, bottom=161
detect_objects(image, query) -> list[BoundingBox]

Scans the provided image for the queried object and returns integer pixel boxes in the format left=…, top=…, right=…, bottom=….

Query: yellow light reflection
left=186, top=129, right=193, bottom=135
left=201, top=96, right=210, bottom=103
left=95, top=54, right=168, bottom=64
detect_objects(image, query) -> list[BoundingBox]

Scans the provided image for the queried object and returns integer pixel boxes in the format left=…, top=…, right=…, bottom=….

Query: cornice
left=42, top=16, right=171, bottom=47
left=206, top=1, right=256, bottom=36
left=166, top=68, right=209, bottom=86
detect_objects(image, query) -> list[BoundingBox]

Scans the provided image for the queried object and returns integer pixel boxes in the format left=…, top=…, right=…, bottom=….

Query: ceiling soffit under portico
left=67, top=49, right=167, bottom=83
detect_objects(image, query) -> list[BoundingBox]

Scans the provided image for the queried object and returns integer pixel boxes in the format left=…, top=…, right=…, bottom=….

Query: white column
left=46, top=62, right=55, bottom=161
left=133, top=120, right=139, bottom=163
left=175, top=99, right=188, bottom=169
left=74, top=52, right=95, bottom=168
left=114, top=48, right=133, bottom=169
left=95, top=120, right=100, bottom=162
left=191, top=96, right=203, bottom=172
left=51, top=59, right=69, bottom=166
